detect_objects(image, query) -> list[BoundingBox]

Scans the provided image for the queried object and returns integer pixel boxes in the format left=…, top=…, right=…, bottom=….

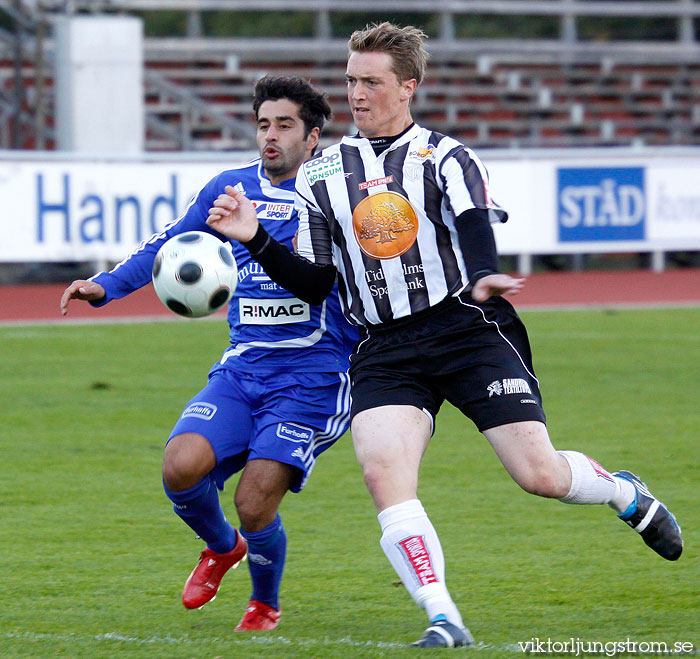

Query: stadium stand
left=1, top=0, right=700, bottom=151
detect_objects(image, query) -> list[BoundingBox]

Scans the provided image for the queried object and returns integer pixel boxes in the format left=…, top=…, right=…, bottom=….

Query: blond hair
left=348, top=22, right=429, bottom=87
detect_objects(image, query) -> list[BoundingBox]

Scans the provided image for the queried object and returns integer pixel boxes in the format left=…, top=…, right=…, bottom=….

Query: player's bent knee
left=361, top=463, right=419, bottom=507
left=362, top=466, right=389, bottom=493
left=162, top=460, right=203, bottom=492
left=235, top=499, right=262, bottom=530
left=234, top=459, right=295, bottom=530
left=162, top=433, right=215, bottom=492
left=516, top=469, right=568, bottom=498
left=235, top=494, right=279, bottom=532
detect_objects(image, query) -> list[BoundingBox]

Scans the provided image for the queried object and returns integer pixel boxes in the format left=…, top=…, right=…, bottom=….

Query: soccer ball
left=152, top=231, right=238, bottom=318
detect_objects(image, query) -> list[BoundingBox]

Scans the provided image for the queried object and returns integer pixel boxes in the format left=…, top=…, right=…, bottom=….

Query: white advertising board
left=487, top=150, right=700, bottom=256
left=647, top=166, right=700, bottom=244
left=1, top=148, right=699, bottom=263
left=0, top=159, right=234, bottom=262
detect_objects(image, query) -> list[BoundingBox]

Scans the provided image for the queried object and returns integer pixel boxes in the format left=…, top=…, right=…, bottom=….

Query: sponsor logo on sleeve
left=251, top=201, right=294, bottom=220
left=558, top=167, right=645, bottom=242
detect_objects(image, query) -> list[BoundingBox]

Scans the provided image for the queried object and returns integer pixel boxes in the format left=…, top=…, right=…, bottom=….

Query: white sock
left=557, top=450, right=634, bottom=511
left=378, top=499, right=464, bottom=628
left=610, top=477, right=638, bottom=516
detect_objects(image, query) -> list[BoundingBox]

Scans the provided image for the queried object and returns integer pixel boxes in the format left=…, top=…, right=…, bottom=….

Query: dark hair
left=348, top=22, right=429, bottom=87
left=253, top=75, right=332, bottom=137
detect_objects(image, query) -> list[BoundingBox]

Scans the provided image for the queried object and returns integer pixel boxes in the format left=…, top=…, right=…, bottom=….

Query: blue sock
left=240, top=514, right=286, bottom=610
left=164, top=475, right=237, bottom=554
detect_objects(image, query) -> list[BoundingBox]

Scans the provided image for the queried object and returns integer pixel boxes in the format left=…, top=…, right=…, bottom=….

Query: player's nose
left=352, top=86, right=366, bottom=101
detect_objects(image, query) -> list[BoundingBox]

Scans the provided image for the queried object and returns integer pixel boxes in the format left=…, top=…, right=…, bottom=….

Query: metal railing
left=33, top=0, right=700, bottom=59
left=144, top=69, right=257, bottom=149
left=2, top=0, right=700, bottom=151
left=0, top=1, right=52, bottom=149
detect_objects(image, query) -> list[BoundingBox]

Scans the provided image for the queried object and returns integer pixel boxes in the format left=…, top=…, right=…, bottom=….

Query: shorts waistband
left=365, top=294, right=463, bottom=334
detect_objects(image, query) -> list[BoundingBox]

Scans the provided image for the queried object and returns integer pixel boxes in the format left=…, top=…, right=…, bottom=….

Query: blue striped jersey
left=91, top=159, right=358, bottom=373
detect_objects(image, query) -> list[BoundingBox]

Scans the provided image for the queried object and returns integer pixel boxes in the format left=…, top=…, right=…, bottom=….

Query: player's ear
left=306, top=126, right=320, bottom=154
left=400, top=78, right=417, bottom=102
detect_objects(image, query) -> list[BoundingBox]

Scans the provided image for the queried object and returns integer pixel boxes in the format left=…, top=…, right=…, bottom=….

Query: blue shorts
left=169, top=368, right=351, bottom=493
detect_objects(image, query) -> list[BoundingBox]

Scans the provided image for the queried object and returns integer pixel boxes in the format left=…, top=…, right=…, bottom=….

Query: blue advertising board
left=557, top=167, right=645, bottom=242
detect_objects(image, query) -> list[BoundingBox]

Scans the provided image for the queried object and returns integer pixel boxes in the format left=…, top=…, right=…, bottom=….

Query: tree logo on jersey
left=352, top=191, right=418, bottom=260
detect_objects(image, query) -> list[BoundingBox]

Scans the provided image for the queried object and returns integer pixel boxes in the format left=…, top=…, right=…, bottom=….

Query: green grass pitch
left=1, top=308, right=698, bottom=657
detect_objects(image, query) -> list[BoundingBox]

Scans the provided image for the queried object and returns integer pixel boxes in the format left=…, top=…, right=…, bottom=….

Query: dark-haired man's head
left=252, top=76, right=332, bottom=184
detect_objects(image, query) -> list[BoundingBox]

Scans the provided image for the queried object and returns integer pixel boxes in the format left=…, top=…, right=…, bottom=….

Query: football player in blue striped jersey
left=61, top=76, right=358, bottom=631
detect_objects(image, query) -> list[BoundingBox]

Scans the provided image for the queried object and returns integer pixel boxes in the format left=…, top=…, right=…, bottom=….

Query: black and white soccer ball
left=152, top=231, right=238, bottom=318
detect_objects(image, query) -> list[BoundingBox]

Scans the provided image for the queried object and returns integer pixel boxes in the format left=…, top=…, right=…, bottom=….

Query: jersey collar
left=342, top=123, right=422, bottom=154
left=257, top=159, right=296, bottom=200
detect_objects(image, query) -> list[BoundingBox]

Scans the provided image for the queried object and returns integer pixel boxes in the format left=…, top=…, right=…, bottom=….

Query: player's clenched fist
left=206, top=185, right=259, bottom=243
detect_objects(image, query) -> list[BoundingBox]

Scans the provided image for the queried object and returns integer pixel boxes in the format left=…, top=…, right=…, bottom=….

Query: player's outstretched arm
left=206, top=185, right=259, bottom=243
left=60, top=280, right=106, bottom=315
left=471, top=273, right=526, bottom=302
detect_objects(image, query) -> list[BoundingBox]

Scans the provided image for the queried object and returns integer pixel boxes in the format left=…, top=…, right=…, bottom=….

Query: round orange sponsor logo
left=352, top=191, right=418, bottom=259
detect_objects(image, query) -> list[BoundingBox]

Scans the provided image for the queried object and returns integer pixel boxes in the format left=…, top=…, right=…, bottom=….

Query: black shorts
left=349, top=294, right=546, bottom=432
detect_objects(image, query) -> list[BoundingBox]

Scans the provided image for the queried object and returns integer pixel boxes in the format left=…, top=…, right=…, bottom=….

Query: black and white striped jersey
left=295, top=123, right=507, bottom=326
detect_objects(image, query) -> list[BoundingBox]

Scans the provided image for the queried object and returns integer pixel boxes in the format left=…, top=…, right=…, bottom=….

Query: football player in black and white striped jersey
left=207, top=23, right=683, bottom=649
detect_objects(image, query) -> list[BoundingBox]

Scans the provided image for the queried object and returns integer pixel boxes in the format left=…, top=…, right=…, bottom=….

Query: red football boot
left=234, top=599, right=282, bottom=632
left=182, top=532, right=248, bottom=609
